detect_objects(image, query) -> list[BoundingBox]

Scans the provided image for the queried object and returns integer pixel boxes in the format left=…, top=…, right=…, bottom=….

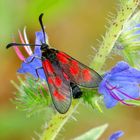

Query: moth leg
left=70, top=82, right=82, bottom=99
left=35, top=67, right=43, bottom=81
left=24, top=56, right=41, bottom=64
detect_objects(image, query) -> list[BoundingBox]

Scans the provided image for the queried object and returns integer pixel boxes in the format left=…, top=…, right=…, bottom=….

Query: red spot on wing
left=70, top=67, right=78, bottom=75
left=83, top=69, right=91, bottom=81
left=42, top=60, right=54, bottom=74
left=53, top=90, right=65, bottom=100
left=57, top=53, right=68, bottom=64
left=48, top=77, right=53, bottom=84
left=54, top=76, right=62, bottom=87
left=70, top=60, right=79, bottom=75
left=71, top=60, right=78, bottom=66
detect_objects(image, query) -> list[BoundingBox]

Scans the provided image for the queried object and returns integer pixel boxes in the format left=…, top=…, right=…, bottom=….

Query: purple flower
left=17, top=55, right=45, bottom=80
left=13, top=28, right=47, bottom=80
left=109, top=131, right=124, bottom=140
left=99, top=61, right=140, bottom=108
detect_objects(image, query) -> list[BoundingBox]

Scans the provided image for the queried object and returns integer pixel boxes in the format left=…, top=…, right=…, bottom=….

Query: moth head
left=40, top=43, right=49, bottom=51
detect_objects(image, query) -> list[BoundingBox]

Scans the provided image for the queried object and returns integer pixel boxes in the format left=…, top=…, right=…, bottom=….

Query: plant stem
left=41, top=101, right=80, bottom=140
left=91, top=0, right=140, bottom=72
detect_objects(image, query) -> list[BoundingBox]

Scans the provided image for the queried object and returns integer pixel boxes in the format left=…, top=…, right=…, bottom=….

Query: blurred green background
left=1, top=0, right=140, bottom=140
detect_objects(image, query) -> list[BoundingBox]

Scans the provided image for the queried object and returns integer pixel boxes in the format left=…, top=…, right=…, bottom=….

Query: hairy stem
left=41, top=101, right=80, bottom=140
left=91, top=0, right=140, bottom=72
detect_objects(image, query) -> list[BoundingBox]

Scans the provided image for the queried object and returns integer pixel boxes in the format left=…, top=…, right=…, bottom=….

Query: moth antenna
left=6, top=43, right=41, bottom=49
left=39, top=13, right=46, bottom=44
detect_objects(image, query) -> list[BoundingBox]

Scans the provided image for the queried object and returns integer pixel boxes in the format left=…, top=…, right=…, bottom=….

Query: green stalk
left=91, top=0, right=140, bottom=72
left=41, top=101, right=80, bottom=140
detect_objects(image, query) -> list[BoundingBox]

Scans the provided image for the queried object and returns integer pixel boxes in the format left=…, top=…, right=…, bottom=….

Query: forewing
left=42, top=59, right=72, bottom=114
left=56, top=52, right=102, bottom=88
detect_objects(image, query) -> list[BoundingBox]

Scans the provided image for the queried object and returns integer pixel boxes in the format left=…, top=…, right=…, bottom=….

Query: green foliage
left=82, top=88, right=103, bottom=113
left=11, top=76, right=103, bottom=139
left=74, top=124, right=108, bottom=140
left=117, top=11, right=140, bottom=69
left=12, top=76, right=102, bottom=116
left=91, top=0, right=140, bottom=72
left=11, top=76, right=52, bottom=117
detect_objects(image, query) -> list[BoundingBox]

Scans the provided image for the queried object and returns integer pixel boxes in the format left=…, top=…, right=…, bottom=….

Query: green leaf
left=82, top=89, right=103, bottom=113
left=73, top=124, right=108, bottom=140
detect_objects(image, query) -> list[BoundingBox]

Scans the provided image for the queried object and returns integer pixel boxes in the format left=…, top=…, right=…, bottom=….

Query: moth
left=7, top=13, right=102, bottom=114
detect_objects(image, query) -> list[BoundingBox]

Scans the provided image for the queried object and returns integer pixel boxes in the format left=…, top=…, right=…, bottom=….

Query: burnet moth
left=6, top=13, right=102, bottom=114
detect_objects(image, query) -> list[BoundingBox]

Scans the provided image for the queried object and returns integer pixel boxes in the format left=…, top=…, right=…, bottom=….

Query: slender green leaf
left=74, top=124, right=108, bottom=140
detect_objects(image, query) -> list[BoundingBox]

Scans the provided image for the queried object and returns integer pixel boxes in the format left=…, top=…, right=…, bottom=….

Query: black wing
left=56, top=51, right=102, bottom=88
left=42, top=59, right=72, bottom=114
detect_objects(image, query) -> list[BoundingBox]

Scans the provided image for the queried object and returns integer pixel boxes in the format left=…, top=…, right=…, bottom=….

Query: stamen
left=106, top=81, right=140, bottom=100
left=23, top=27, right=33, bottom=55
left=23, top=27, right=29, bottom=44
left=18, top=30, right=32, bottom=56
left=109, top=89, right=131, bottom=106
left=13, top=46, right=25, bottom=61
left=105, top=82, right=132, bottom=106
left=117, top=87, right=140, bottom=100
left=12, top=38, right=25, bottom=61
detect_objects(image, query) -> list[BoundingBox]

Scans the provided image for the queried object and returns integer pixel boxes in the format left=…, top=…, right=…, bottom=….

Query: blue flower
left=17, top=30, right=47, bottom=80
left=109, top=131, right=124, bottom=140
left=99, top=61, right=140, bottom=108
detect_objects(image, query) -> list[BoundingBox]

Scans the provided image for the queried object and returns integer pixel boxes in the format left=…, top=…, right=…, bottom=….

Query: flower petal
left=23, top=27, right=33, bottom=55
left=109, top=130, right=124, bottom=140
left=34, top=31, right=48, bottom=57
left=99, top=80, right=118, bottom=108
left=109, top=62, right=140, bottom=83
left=18, top=30, right=32, bottom=56
left=17, top=30, right=50, bottom=81
left=104, top=90, right=118, bottom=108
left=18, top=56, right=46, bottom=80
left=35, top=31, right=48, bottom=44
left=13, top=46, right=25, bottom=61
left=110, top=61, right=129, bottom=74
left=99, top=61, right=140, bottom=108
left=111, top=81, right=140, bottom=99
